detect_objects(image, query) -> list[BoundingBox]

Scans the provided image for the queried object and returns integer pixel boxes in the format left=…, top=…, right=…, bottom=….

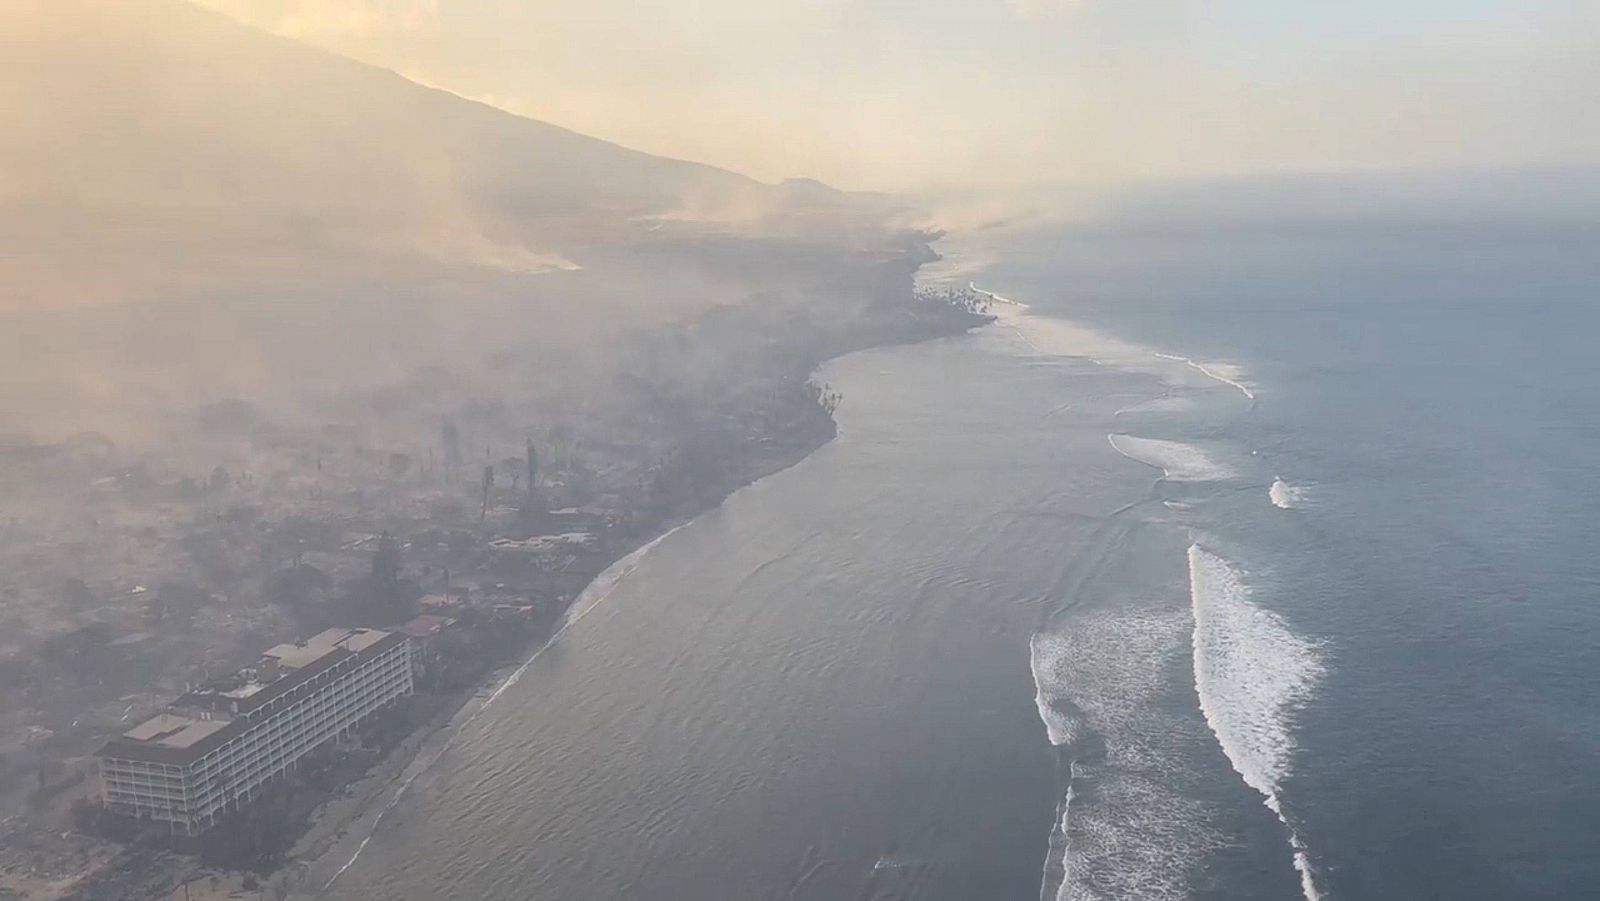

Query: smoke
left=184, top=0, right=1600, bottom=192
left=1003, top=0, right=1082, bottom=21
left=0, top=0, right=914, bottom=455
left=258, top=1, right=440, bottom=40
left=942, top=166, right=1600, bottom=312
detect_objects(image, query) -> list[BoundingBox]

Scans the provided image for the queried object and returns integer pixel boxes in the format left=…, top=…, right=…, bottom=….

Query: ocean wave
left=1029, top=632, right=1082, bottom=901
left=982, top=293, right=1258, bottom=410
left=1033, top=608, right=1222, bottom=901
left=1001, top=310, right=1162, bottom=371
left=1188, top=545, right=1325, bottom=900
left=1152, top=352, right=1257, bottom=400
left=1269, top=478, right=1308, bottom=510
left=1030, top=632, right=1087, bottom=748
left=1108, top=434, right=1238, bottom=482
left=969, top=282, right=1027, bottom=307
left=1114, top=395, right=1196, bottom=417
left=1040, top=777, right=1074, bottom=901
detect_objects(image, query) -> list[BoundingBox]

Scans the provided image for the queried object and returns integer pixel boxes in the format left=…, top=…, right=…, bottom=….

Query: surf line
left=1152, top=351, right=1256, bottom=400
left=1036, top=765, right=1079, bottom=901
left=317, top=522, right=690, bottom=895
left=969, top=282, right=1026, bottom=307
left=1188, top=544, right=1325, bottom=900
left=994, top=306, right=1111, bottom=371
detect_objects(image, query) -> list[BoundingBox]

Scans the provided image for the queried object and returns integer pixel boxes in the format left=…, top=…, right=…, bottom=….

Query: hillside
left=0, top=0, right=925, bottom=445
left=1, top=0, right=816, bottom=307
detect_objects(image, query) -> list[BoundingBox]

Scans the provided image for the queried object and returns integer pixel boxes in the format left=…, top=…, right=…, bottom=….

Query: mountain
left=0, top=0, right=851, bottom=310
left=0, top=0, right=924, bottom=444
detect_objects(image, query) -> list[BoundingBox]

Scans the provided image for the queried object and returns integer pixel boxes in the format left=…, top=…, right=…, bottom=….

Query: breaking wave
left=1108, top=434, right=1237, bottom=482
left=1001, top=291, right=1318, bottom=899
left=993, top=306, right=1258, bottom=418
left=1152, top=352, right=1256, bottom=400
left=1269, top=478, right=1308, bottom=510
left=1188, top=545, right=1325, bottom=900
left=998, top=306, right=1174, bottom=375
left=1114, top=395, right=1196, bottom=417
left=970, top=282, right=1027, bottom=307
left=1032, top=608, right=1222, bottom=901
left=1030, top=632, right=1086, bottom=748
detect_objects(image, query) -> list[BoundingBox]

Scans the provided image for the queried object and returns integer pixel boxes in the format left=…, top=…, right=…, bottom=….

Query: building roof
left=398, top=614, right=455, bottom=638
left=98, top=628, right=406, bottom=766
left=119, top=713, right=230, bottom=750
left=263, top=627, right=390, bottom=669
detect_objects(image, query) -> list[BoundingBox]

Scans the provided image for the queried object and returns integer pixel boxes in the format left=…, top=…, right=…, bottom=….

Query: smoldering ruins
left=0, top=3, right=992, bottom=897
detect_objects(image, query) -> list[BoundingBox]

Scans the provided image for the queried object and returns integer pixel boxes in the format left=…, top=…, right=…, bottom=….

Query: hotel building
left=97, top=627, right=412, bottom=835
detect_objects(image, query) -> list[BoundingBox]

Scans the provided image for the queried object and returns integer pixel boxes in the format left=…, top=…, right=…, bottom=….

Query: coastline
left=287, top=519, right=691, bottom=899
left=214, top=273, right=996, bottom=900
left=285, top=291, right=995, bottom=900
left=27, top=249, right=995, bottom=901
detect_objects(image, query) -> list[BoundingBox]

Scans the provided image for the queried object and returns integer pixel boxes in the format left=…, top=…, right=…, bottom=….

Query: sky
left=188, top=0, right=1600, bottom=192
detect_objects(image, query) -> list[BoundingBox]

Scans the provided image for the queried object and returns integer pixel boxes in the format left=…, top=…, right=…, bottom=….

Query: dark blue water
left=310, top=175, right=1600, bottom=901
left=983, top=199, right=1600, bottom=899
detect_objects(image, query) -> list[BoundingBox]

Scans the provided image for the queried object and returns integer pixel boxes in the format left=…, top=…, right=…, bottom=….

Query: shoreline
left=34, top=256, right=995, bottom=901
left=289, top=520, right=694, bottom=899
left=230, top=279, right=996, bottom=900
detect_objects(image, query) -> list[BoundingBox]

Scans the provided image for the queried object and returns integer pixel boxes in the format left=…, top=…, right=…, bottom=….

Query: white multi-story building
left=97, top=627, right=413, bottom=835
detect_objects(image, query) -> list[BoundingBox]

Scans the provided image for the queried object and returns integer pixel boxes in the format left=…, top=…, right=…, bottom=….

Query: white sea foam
left=1003, top=310, right=1164, bottom=372
left=1152, top=352, right=1256, bottom=400
left=1030, top=632, right=1084, bottom=747
left=1034, top=608, right=1224, bottom=901
left=317, top=523, right=689, bottom=895
left=969, top=282, right=1027, bottom=307
left=1037, top=769, right=1078, bottom=901
left=1029, top=631, right=1079, bottom=901
left=1188, top=545, right=1325, bottom=900
left=983, top=290, right=1259, bottom=413
left=990, top=295, right=1261, bottom=420
left=1269, top=478, right=1309, bottom=510
left=1108, top=434, right=1238, bottom=482
left=1114, top=395, right=1195, bottom=417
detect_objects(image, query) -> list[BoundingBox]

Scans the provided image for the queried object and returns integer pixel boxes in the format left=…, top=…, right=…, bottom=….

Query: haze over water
left=8, top=4, right=1600, bottom=899
left=304, top=172, right=1600, bottom=900
left=311, top=313, right=1174, bottom=899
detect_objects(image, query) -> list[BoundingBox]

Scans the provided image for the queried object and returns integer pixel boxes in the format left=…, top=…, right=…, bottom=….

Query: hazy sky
left=111, top=1, right=1600, bottom=190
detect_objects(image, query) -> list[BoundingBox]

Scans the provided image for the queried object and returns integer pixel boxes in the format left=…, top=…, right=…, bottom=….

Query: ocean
left=309, top=191, right=1600, bottom=900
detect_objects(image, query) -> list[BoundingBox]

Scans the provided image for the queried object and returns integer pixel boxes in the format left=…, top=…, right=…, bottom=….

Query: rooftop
left=398, top=614, right=455, bottom=638
left=98, top=627, right=406, bottom=765
left=120, top=712, right=231, bottom=750
left=264, top=627, right=391, bottom=670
